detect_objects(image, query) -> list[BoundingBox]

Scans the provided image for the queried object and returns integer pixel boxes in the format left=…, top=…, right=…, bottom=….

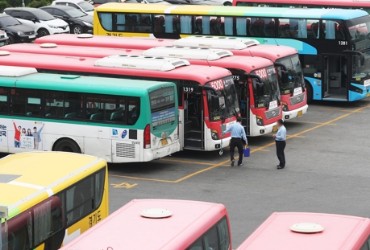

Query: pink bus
left=60, top=199, right=232, bottom=250
left=1, top=43, right=283, bottom=137
left=237, top=212, right=370, bottom=250
left=0, top=51, right=236, bottom=152
left=35, top=34, right=307, bottom=120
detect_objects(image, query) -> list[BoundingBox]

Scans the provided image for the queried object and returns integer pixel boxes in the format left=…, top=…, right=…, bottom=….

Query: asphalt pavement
left=108, top=98, right=370, bottom=247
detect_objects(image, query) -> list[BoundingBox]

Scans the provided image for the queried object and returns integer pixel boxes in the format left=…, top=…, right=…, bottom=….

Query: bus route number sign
left=88, top=210, right=102, bottom=228
left=209, top=79, right=224, bottom=91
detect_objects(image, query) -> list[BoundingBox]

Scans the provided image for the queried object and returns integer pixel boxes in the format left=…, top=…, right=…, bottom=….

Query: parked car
left=0, top=14, right=35, bottom=43
left=52, top=0, right=94, bottom=16
left=41, top=5, right=93, bottom=34
left=4, top=7, right=70, bottom=37
left=0, top=30, right=9, bottom=46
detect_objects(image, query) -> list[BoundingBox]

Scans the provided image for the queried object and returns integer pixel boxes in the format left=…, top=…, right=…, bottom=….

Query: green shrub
left=28, top=0, right=51, bottom=7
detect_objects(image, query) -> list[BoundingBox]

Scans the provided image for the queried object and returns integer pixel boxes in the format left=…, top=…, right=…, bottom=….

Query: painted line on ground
left=110, top=104, right=368, bottom=184
left=159, top=158, right=214, bottom=166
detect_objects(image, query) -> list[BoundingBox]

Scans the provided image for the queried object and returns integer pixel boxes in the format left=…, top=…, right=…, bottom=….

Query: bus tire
left=305, top=81, right=313, bottom=103
left=53, top=138, right=81, bottom=153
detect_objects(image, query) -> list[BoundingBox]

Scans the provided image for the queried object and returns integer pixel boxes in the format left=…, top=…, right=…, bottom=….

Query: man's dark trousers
left=276, top=140, right=286, bottom=167
left=230, top=138, right=243, bottom=165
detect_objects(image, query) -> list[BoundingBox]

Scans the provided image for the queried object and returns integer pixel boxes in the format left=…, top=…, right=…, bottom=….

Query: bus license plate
left=161, top=139, right=168, bottom=146
left=272, top=125, right=278, bottom=133
left=297, top=110, right=303, bottom=117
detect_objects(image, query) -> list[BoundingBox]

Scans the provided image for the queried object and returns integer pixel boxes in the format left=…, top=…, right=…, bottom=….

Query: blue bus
left=93, top=4, right=370, bottom=102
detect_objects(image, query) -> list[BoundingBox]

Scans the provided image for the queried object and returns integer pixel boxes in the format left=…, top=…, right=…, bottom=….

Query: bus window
left=127, top=97, right=140, bottom=125
left=99, top=13, right=113, bottom=31
left=0, top=88, right=9, bottom=114
left=250, top=18, right=274, bottom=37
left=306, top=19, right=320, bottom=39
left=278, top=18, right=299, bottom=38
left=180, top=15, right=192, bottom=34
left=186, top=217, right=230, bottom=250
left=65, top=175, right=95, bottom=225
left=361, top=237, right=370, bottom=250
left=236, top=17, right=247, bottom=36
left=45, top=92, right=65, bottom=118
left=322, top=20, right=339, bottom=40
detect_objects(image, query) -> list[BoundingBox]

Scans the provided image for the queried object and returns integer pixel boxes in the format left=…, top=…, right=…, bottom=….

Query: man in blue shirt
left=223, top=117, right=248, bottom=167
left=273, top=119, right=287, bottom=169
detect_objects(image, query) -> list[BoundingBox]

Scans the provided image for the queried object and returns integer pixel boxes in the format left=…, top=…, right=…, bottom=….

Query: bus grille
left=116, top=143, right=135, bottom=158
left=265, top=107, right=280, bottom=119
left=290, top=93, right=304, bottom=105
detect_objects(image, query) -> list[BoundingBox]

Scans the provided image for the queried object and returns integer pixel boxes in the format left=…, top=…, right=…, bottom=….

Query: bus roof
left=234, top=0, right=370, bottom=7
left=240, top=44, right=298, bottom=61
left=237, top=212, right=370, bottom=250
left=34, top=35, right=298, bottom=62
left=3, top=44, right=274, bottom=72
left=0, top=152, right=106, bottom=219
left=35, top=34, right=175, bottom=49
left=0, top=66, right=174, bottom=96
left=143, top=47, right=275, bottom=72
left=95, top=3, right=368, bottom=20
left=61, top=199, right=228, bottom=250
left=1, top=43, right=140, bottom=58
left=0, top=52, right=231, bottom=84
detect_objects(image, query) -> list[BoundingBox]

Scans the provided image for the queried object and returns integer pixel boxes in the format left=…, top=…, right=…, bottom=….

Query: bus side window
left=64, top=92, right=82, bottom=120
left=115, top=13, right=126, bottom=31
left=217, top=218, right=230, bottom=250
left=6, top=211, right=32, bottom=250
left=306, top=19, right=320, bottom=39
left=64, top=169, right=105, bottom=227
left=45, top=92, right=65, bottom=119
left=98, top=12, right=113, bottom=31
left=236, top=17, right=247, bottom=36
left=154, top=15, right=165, bottom=34
left=127, top=97, right=140, bottom=125
left=322, top=20, right=336, bottom=40
left=0, top=87, right=9, bottom=114
left=180, top=15, right=192, bottom=34
left=250, top=18, right=266, bottom=37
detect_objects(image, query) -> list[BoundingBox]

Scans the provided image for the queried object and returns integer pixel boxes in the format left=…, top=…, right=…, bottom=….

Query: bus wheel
left=53, top=138, right=81, bottom=153
left=305, top=81, right=313, bottom=103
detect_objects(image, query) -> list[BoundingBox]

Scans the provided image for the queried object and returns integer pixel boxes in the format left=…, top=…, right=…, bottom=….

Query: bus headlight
left=256, top=116, right=263, bottom=126
left=211, top=130, right=219, bottom=140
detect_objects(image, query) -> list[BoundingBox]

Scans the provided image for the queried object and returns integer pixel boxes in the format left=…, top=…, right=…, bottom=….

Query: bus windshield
left=276, top=55, right=304, bottom=94
left=252, top=66, right=280, bottom=108
left=207, top=76, right=239, bottom=121
left=347, top=16, right=370, bottom=51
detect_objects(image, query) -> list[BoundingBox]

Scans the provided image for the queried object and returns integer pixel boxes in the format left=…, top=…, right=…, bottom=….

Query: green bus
left=0, top=65, right=180, bottom=162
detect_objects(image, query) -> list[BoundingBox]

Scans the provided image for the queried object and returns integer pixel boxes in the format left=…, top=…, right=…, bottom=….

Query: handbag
left=243, top=147, right=250, bottom=157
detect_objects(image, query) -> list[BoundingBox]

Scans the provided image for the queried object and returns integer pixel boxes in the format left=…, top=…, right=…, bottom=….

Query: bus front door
left=183, top=88, right=204, bottom=150
left=322, top=54, right=348, bottom=101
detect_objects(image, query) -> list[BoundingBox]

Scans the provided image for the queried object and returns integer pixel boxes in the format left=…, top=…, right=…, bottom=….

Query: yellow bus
left=0, top=151, right=109, bottom=250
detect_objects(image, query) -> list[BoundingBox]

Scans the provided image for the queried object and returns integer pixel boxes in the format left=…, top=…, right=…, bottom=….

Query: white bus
left=0, top=66, right=180, bottom=163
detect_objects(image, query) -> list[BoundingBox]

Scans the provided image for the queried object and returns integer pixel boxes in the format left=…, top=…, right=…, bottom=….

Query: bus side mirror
left=248, top=74, right=263, bottom=84
left=274, top=62, right=287, bottom=72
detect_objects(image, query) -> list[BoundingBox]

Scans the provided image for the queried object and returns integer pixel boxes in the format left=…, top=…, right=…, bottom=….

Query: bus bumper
left=150, top=141, right=181, bottom=160
left=283, top=104, right=308, bottom=120
left=249, top=122, right=278, bottom=136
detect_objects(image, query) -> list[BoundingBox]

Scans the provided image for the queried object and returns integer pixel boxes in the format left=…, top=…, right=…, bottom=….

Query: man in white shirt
left=273, top=119, right=286, bottom=169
